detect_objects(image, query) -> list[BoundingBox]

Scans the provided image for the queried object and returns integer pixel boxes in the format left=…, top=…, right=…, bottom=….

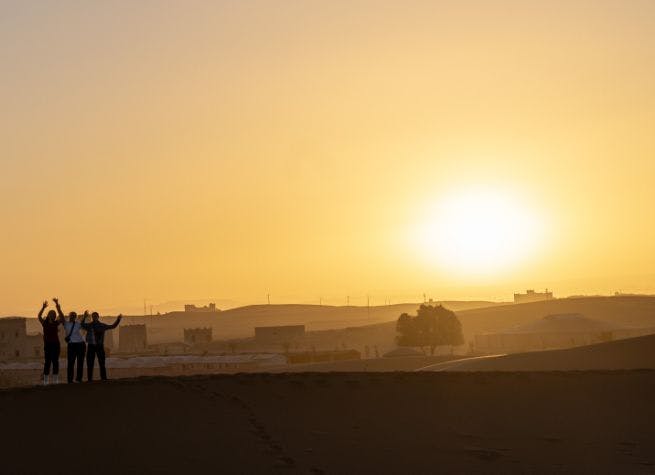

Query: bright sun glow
left=413, top=187, right=542, bottom=276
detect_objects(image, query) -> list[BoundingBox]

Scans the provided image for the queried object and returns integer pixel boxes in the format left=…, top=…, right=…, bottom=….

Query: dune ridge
left=422, top=333, right=655, bottom=372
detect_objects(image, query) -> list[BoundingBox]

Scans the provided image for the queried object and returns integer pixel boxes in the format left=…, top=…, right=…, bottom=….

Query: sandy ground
left=273, top=355, right=455, bottom=372
left=0, top=355, right=455, bottom=389
left=420, top=333, right=655, bottom=372
left=1, top=371, right=655, bottom=474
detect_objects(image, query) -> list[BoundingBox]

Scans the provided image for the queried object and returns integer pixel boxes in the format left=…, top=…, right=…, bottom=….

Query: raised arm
left=37, top=300, right=48, bottom=324
left=53, top=297, right=65, bottom=322
left=109, top=314, right=123, bottom=329
left=80, top=311, right=91, bottom=329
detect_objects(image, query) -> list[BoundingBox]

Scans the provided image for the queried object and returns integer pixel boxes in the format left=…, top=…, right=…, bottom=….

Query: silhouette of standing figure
left=58, top=301, right=89, bottom=383
left=37, top=299, right=64, bottom=385
left=82, top=312, right=122, bottom=381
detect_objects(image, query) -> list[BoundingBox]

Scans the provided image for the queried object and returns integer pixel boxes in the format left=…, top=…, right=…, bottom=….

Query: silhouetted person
left=37, top=299, right=64, bottom=385
left=82, top=312, right=121, bottom=381
left=60, top=304, right=88, bottom=384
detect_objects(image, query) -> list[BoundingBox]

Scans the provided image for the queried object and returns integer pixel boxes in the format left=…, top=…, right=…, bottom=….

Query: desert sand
left=1, top=370, right=654, bottom=474
left=282, top=296, right=655, bottom=353
left=421, top=333, right=655, bottom=372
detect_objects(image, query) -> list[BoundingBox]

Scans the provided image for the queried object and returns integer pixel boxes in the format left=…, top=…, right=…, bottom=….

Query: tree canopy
left=395, top=304, right=464, bottom=354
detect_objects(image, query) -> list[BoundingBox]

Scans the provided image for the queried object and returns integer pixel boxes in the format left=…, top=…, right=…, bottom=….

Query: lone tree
left=396, top=304, right=464, bottom=355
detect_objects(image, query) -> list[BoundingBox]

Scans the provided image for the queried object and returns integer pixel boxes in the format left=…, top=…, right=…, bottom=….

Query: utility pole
left=267, top=293, right=270, bottom=305
left=346, top=295, right=350, bottom=306
left=143, top=299, right=147, bottom=316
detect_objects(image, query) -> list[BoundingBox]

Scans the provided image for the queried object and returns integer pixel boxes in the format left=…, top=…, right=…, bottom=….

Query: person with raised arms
left=82, top=312, right=122, bottom=381
left=37, top=299, right=64, bottom=385
left=56, top=299, right=89, bottom=384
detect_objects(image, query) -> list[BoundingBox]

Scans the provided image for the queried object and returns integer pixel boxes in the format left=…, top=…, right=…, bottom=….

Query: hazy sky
left=2, top=1, right=655, bottom=314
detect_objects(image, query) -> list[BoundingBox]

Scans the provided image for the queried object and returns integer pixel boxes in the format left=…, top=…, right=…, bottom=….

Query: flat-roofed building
left=184, top=327, right=213, bottom=345
left=0, top=317, right=43, bottom=359
left=514, top=289, right=554, bottom=304
left=118, top=324, right=148, bottom=353
left=184, top=303, right=218, bottom=313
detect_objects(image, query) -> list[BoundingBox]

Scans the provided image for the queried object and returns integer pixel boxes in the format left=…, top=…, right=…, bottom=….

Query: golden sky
left=2, top=1, right=655, bottom=314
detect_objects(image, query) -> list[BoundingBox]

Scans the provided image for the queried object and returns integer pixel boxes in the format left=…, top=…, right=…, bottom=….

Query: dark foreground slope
left=421, top=333, right=655, bottom=372
left=2, top=372, right=655, bottom=474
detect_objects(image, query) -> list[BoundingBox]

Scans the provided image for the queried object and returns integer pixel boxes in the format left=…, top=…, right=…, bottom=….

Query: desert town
left=3, top=290, right=655, bottom=387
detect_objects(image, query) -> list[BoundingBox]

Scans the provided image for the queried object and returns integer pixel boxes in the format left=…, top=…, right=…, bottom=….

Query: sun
left=413, top=187, right=542, bottom=276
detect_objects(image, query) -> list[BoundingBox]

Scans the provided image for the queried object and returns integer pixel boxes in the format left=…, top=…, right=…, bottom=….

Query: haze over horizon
left=3, top=1, right=655, bottom=316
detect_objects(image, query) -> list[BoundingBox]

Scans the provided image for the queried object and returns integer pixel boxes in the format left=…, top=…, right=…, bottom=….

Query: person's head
left=91, top=312, right=100, bottom=322
left=46, top=310, right=57, bottom=322
left=68, top=311, right=77, bottom=322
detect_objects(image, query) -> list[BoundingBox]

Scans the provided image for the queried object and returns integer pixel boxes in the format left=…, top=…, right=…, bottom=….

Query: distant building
left=119, top=324, right=148, bottom=353
left=514, top=289, right=553, bottom=304
left=0, top=318, right=43, bottom=359
left=184, top=327, right=213, bottom=345
left=254, top=325, right=306, bottom=344
left=184, top=303, right=218, bottom=313
left=104, top=330, right=115, bottom=351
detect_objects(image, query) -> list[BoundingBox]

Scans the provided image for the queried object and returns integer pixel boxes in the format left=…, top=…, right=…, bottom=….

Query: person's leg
left=86, top=344, right=96, bottom=381
left=52, top=344, right=60, bottom=384
left=43, top=345, right=51, bottom=375
left=67, top=343, right=75, bottom=383
left=76, top=343, right=86, bottom=382
left=98, top=345, right=107, bottom=380
left=43, top=344, right=51, bottom=385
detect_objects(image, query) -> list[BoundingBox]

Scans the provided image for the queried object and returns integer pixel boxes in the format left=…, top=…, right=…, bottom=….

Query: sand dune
left=421, top=333, right=655, bottom=372
left=273, top=355, right=455, bottom=372
left=1, top=371, right=655, bottom=474
left=320, top=295, right=655, bottom=351
left=456, top=295, right=655, bottom=341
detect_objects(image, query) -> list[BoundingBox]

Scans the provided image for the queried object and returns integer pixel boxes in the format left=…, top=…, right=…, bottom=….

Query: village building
left=513, top=289, right=554, bottom=304
left=162, top=303, right=221, bottom=320
left=118, top=324, right=148, bottom=353
left=104, top=330, right=115, bottom=351
left=184, top=327, right=212, bottom=345
left=0, top=318, right=43, bottom=359
left=184, top=303, right=218, bottom=313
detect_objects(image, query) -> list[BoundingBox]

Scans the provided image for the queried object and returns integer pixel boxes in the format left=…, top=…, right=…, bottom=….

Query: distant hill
left=18, top=296, right=655, bottom=352
left=455, top=295, right=655, bottom=341
left=21, top=300, right=501, bottom=345
left=298, top=295, right=655, bottom=354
